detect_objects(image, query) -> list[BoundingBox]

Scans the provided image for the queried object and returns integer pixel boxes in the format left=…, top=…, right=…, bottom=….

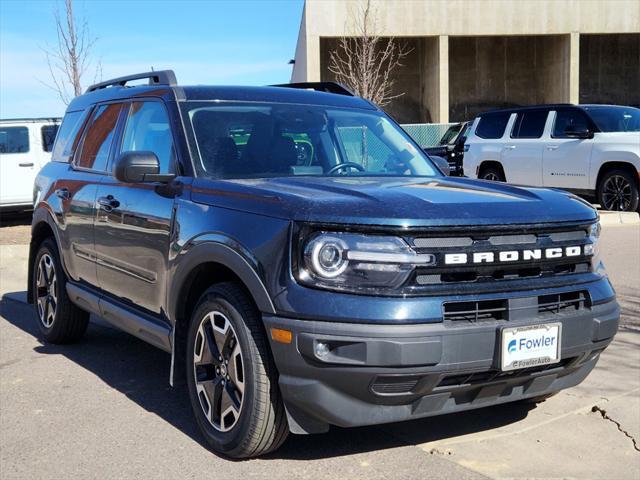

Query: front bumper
left=264, top=296, right=619, bottom=434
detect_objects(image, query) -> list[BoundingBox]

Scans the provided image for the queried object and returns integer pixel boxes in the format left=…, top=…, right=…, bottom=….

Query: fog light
left=315, top=342, right=330, bottom=358
left=584, top=244, right=594, bottom=256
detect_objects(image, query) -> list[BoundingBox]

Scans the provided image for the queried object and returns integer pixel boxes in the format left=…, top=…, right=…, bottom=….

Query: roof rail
left=270, top=82, right=355, bottom=97
left=86, top=70, right=177, bottom=93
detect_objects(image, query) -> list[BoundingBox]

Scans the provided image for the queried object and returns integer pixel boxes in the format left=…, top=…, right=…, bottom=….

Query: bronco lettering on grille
left=444, top=246, right=583, bottom=265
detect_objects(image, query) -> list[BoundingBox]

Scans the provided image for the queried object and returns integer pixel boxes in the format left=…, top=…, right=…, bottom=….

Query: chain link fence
left=401, top=123, right=456, bottom=148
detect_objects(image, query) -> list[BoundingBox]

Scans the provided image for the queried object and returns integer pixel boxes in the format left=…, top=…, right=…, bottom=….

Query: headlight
left=587, top=221, right=605, bottom=275
left=299, top=232, right=434, bottom=293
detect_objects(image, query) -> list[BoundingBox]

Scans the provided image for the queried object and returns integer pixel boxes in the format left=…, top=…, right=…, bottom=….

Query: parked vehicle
left=423, top=121, right=469, bottom=176
left=0, top=118, right=60, bottom=211
left=29, top=71, right=619, bottom=458
left=464, top=104, right=640, bottom=211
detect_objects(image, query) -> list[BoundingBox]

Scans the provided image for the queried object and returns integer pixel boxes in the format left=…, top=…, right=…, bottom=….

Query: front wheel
left=597, top=169, right=640, bottom=212
left=479, top=165, right=505, bottom=182
left=186, top=282, right=288, bottom=458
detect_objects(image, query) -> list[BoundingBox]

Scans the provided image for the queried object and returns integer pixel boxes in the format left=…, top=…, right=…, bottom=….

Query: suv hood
left=191, top=176, right=597, bottom=227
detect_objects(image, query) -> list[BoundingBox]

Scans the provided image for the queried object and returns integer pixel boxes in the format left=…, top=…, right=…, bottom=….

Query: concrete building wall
left=291, top=0, right=640, bottom=122
left=449, top=35, right=571, bottom=121
left=579, top=33, right=640, bottom=106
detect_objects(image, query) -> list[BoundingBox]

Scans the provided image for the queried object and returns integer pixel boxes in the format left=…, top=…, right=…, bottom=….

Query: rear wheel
left=597, top=169, right=639, bottom=212
left=479, top=165, right=505, bottom=182
left=32, top=238, right=89, bottom=343
left=186, top=282, right=288, bottom=458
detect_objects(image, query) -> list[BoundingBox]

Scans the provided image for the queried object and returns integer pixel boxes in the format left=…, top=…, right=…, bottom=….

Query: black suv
left=29, top=71, right=619, bottom=458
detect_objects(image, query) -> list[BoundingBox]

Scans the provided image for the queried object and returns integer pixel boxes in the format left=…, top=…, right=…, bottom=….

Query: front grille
left=407, top=224, right=593, bottom=289
left=436, top=357, right=576, bottom=389
left=538, top=291, right=590, bottom=314
left=444, top=290, right=590, bottom=323
left=443, top=299, right=508, bottom=322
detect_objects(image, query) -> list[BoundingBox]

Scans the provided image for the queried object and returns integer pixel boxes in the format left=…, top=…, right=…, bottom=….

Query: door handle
left=19, top=162, right=34, bottom=167
left=503, top=145, right=516, bottom=150
left=97, top=195, right=120, bottom=212
left=55, top=188, right=70, bottom=200
left=546, top=145, right=559, bottom=151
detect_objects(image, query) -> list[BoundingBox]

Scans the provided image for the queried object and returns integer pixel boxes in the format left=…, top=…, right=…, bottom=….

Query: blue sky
left=0, top=0, right=304, bottom=118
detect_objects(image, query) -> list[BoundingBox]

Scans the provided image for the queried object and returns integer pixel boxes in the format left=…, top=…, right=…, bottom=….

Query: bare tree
left=328, top=0, right=411, bottom=107
left=42, top=0, right=100, bottom=104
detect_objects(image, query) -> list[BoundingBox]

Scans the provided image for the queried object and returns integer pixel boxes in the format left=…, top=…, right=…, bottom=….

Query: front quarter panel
left=168, top=195, right=291, bottom=322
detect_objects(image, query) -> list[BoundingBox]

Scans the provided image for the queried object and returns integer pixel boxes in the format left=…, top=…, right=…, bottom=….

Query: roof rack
left=86, top=70, right=177, bottom=93
left=270, top=82, right=355, bottom=97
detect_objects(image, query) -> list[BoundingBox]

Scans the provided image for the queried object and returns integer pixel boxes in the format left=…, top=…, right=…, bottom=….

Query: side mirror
left=114, top=151, right=175, bottom=183
left=431, top=155, right=451, bottom=176
left=564, top=125, right=593, bottom=139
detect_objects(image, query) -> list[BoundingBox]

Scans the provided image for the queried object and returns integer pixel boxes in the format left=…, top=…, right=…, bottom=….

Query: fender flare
left=27, top=207, right=65, bottom=304
left=168, top=240, right=276, bottom=324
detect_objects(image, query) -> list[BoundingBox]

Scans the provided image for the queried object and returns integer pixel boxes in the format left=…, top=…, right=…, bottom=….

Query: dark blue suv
left=28, top=71, right=619, bottom=458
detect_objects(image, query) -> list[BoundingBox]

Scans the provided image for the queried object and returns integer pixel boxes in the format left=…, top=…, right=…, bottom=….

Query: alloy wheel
left=36, top=254, right=57, bottom=328
left=193, top=310, right=245, bottom=432
left=483, top=172, right=500, bottom=181
left=602, top=175, right=632, bottom=211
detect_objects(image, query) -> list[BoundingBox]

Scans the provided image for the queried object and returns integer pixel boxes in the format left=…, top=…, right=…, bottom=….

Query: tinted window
left=552, top=110, right=590, bottom=138
left=512, top=110, right=548, bottom=138
left=0, top=126, right=29, bottom=154
left=475, top=113, right=510, bottom=139
left=41, top=124, right=59, bottom=152
left=76, top=104, right=121, bottom=171
left=183, top=103, right=438, bottom=179
left=52, top=110, right=88, bottom=161
left=121, top=102, right=175, bottom=173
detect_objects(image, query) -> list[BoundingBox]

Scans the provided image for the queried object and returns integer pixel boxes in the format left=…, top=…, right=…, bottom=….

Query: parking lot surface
left=0, top=214, right=638, bottom=479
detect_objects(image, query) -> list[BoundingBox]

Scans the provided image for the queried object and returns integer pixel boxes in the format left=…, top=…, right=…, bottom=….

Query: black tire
left=32, top=238, right=89, bottom=343
left=186, top=282, right=288, bottom=458
left=521, top=392, right=557, bottom=405
left=479, top=165, right=505, bottom=182
left=597, top=169, right=640, bottom=212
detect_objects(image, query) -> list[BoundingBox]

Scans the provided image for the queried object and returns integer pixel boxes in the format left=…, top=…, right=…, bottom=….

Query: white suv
left=0, top=118, right=60, bottom=211
left=464, top=105, right=640, bottom=211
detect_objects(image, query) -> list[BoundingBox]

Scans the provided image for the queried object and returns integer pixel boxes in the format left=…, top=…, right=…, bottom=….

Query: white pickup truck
left=0, top=118, right=60, bottom=211
left=463, top=105, right=640, bottom=211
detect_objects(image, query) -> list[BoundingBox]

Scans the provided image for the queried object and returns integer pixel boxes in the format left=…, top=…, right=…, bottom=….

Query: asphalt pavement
left=0, top=216, right=638, bottom=479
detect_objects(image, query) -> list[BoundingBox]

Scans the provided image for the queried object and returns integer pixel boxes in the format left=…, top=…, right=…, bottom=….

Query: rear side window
left=52, top=110, right=89, bottom=161
left=76, top=104, right=122, bottom=171
left=0, top=126, right=29, bottom=154
left=120, top=101, right=175, bottom=174
left=552, top=110, right=590, bottom=138
left=41, top=124, right=59, bottom=153
left=475, top=113, right=510, bottom=139
left=512, top=110, right=548, bottom=139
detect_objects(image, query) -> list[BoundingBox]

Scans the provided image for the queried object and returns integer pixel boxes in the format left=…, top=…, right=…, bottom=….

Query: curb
left=599, top=211, right=640, bottom=226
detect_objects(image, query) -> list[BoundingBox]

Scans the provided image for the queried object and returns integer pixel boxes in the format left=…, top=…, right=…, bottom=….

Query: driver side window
left=120, top=101, right=175, bottom=173
left=552, top=110, right=589, bottom=138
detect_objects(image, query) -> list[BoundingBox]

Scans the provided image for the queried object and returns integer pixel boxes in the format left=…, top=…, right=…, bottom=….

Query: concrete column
left=569, top=32, right=580, bottom=104
left=438, top=35, right=450, bottom=123
left=307, top=35, right=321, bottom=82
left=421, top=35, right=449, bottom=123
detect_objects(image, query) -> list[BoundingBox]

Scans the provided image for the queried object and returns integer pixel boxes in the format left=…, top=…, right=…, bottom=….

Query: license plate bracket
left=501, top=323, right=562, bottom=372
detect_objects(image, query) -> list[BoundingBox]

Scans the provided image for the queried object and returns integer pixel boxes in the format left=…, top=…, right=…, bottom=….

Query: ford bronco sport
left=28, top=71, right=619, bottom=458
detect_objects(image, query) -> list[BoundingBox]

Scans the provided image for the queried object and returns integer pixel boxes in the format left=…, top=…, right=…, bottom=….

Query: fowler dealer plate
left=501, top=323, right=561, bottom=372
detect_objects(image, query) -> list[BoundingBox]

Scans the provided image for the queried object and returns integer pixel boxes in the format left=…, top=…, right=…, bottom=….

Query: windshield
left=583, top=106, right=640, bottom=133
left=438, top=123, right=463, bottom=145
left=180, top=102, right=439, bottom=179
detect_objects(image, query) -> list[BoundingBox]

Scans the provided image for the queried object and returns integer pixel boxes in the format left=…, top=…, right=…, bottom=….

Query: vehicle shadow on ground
left=1, top=294, right=535, bottom=461
left=0, top=212, right=32, bottom=227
